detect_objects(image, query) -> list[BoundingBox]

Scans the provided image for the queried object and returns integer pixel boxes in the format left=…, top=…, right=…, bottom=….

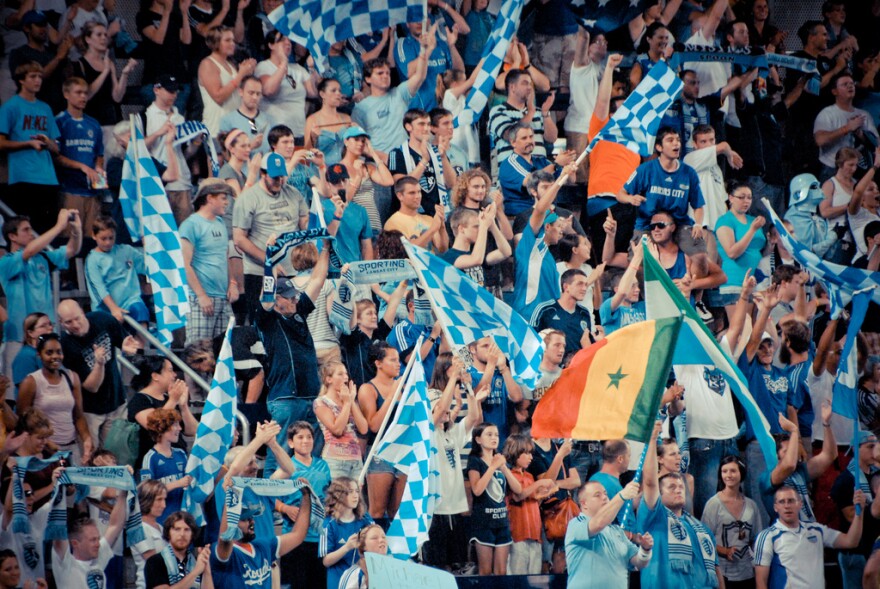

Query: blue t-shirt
left=11, top=345, right=39, bottom=393
left=351, top=83, right=413, bottom=154
left=279, top=456, right=332, bottom=542
left=255, top=297, right=321, bottom=401
left=84, top=244, right=146, bottom=311
left=320, top=196, right=371, bottom=264
left=623, top=159, right=705, bottom=231
left=327, top=52, right=363, bottom=98
left=565, top=514, right=637, bottom=589
left=468, top=366, right=512, bottom=442
left=0, top=248, right=68, bottom=342
left=513, top=223, right=560, bottom=321
left=498, top=153, right=556, bottom=216
left=589, top=472, right=624, bottom=523
left=319, top=515, right=373, bottom=589
left=0, top=94, right=59, bottom=185
left=636, top=500, right=717, bottom=589
left=787, top=358, right=815, bottom=439
left=464, top=9, right=494, bottom=66
left=55, top=110, right=103, bottom=196
left=179, top=213, right=229, bottom=297
left=737, top=352, right=788, bottom=436
left=599, top=298, right=646, bottom=335
left=395, top=35, right=451, bottom=111
left=211, top=536, right=279, bottom=589
left=387, top=318, right=436, bottom=378
left=140, top=447, right=187, bottom=523
left=715, top=211, right=766, bottom=291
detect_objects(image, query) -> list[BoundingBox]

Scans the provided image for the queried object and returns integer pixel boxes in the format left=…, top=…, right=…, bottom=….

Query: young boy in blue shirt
left=84, top=216, right=148, bottom=325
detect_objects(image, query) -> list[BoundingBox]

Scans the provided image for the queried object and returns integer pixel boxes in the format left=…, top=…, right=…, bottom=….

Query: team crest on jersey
left=703, top=367, right=726, bottom=396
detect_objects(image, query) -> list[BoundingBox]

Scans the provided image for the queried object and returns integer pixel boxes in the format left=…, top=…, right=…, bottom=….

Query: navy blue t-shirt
left=623, top=159, right=705, bottom=231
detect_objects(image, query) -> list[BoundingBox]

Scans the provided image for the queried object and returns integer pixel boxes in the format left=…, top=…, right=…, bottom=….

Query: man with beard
left=638, top=421, right=723, bottom=589
left=754, top=485, right=863, bottom=589
left=212, top=480, right=312, bottom=589
left=144, top=512, right=212, bottom=589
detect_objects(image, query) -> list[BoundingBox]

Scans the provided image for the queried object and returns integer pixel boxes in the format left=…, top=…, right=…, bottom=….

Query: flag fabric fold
left=762, top=199, right=880, bottom=308
left=531, top=317, right=682, bottom=443
left=268, top=0, right=424, bottom=73
left=567, top=0, right=648, bottom=33
left=831, top=287, right=874, bottom=422
left=588, top=60, right=683, bottom=157
left=119, top=116, right=189, bottom=345
left=454, top=0, right=524, bottom=128
left=372, top=354, right=439, bottom=558
left=403, top=240, right=544, bottom=389
left=185, top=318, right=238, bottom=517
left=642, top=244, right=778, bottom=470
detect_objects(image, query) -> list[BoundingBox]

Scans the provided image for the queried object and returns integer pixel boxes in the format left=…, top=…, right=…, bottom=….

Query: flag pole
left=620, top=441, right=649, bottom=531
left=555, top=143, right=594, bottom=187
left=129, top=114, right=143, bottom=230
left=357, top=336, right=424, bottom=485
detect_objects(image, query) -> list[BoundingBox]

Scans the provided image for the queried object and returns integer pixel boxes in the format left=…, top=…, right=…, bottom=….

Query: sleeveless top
left=199, top=56, right=239, bottom=136
left=73, top=57, right=121, bottom=125
left=350, top=173, right=381, bottom=235
left=30, top=369, right=75, bottom=444
left=828, top=176, right=853, bottom=232
left=315, top=129, right=345, bottom=166
left=664, top=249, right=688, bottom=281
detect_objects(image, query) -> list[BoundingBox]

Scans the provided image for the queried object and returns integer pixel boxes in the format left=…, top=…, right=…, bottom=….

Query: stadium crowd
left=1, top=0, right=880, bottom=588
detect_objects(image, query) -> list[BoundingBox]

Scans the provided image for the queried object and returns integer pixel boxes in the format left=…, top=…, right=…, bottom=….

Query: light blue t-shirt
left=0, top=248, right=68, bottom=342
left=623, top=159, right=705, bottom=231
left=565, top=513, right=637, bottom=589
left=179, top=213, right=229, bottom=297
left=320, top=196, right=371, bottom=264
left=513, top=222, right=560, bottom=321
left=219, top=109, right=275, bottom=154
left=714, top=211, right=766, bottom=292
left=279, top=455, right=332, bottom=543
left=351, top=83, right=413, bottom=153
left=84, top=244, right=146, bottom=311
left=0, top=94, right=59, bottom=185
left=599, top=298, right=646, bottom=335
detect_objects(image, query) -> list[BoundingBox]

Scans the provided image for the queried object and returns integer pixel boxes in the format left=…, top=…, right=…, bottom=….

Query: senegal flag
left=531, top=317, right=682, bottom=444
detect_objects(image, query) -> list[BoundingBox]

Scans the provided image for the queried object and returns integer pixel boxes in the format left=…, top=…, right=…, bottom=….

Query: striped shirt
left=488, top=102, right=548, bottom=163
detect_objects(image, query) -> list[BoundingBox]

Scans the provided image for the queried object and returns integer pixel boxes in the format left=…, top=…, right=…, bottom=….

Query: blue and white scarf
left=58, top=466, right=146, bottom=545
left=847, top=460, right=878, bottom=502
left=261, top=227, right=333, bottom=305
left=223, top=477, right=324, bottom=541
left=160, top=544, right=199, bottom=588
left=667, top=509, right=718, bottom=587
left=347, top=259, right=417, bottom=285
left=399, top=142, right=449, bottom=215
left=175, top=120, right=220, bottom=176
left=11, top=453, right=68, bottom=537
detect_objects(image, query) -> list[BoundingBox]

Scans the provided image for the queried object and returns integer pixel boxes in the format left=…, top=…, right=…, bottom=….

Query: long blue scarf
left=11, top=452, right=68, bottom=536
left=58, top=466, right=146, bottom=545
left=222, top=477, right=324, bottom=541
left=160, top=544, right=199, bottom=587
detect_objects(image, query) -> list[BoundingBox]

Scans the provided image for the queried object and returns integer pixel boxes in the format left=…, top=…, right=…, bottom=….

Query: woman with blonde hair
left=73, top=21, right=136, bottom=130
left=197, top=26, right=257, bottom=136
left=314, top=361, right=368, bottom=480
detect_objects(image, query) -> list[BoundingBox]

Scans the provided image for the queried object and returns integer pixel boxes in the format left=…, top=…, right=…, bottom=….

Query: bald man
left=57, top=299, right=140, bottom=446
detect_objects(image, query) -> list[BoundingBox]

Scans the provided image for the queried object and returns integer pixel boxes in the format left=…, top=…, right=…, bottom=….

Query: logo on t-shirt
left=703, top=367, right=727, bottom=396
left=86, top=568, right=105, bottom=589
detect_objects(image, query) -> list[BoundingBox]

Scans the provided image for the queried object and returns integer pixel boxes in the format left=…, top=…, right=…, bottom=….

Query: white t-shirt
left=808, top=369, right=853, bottom=444
left=813, top=104, right=879, bottom=168
left=564, top=61, right=601, bottom=134
left=145, top=103, right=192, bottom=191
left=434, top=419, right=472, bottom=515
left=673, top=363, right=739, bottom=440
left=132, top=522, right=167, bottom=589
left=0, top=502, right=51, bottom=585
left=52, top=536, right=114, bottom=589
left=443, top=89, right=480, bottom=164
left=849, top=207, right=880, bottom=256
left=684, top=145, right=727, bottom=230
left=254, top=60, right=309, bottom=136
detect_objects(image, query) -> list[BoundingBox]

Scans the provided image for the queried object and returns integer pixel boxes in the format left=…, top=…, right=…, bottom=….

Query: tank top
left=665, top=249, right=688, bottom=281
left=30, top=369, right=76, bottom=444
left=351, top=174, right=381, bottom=235
left=828, top=176, right=854, bottom=232
left=199, top=56, right=239, bottom=136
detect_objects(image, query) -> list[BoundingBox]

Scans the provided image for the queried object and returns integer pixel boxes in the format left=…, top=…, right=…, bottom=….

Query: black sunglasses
left=649, top=221, right=672, bottom=230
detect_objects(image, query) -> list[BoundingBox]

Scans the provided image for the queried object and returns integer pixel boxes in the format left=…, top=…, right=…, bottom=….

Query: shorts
left=470, top=525, right=512, bottom=547
left=367, top=455, right=398, bottom=475
left=98, top=299, right=150, bottom=323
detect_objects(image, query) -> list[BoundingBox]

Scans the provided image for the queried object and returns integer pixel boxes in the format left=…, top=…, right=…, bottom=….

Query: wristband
left=823, top=422, right=831, bottom=428
left=636, top=548, right=651, bottom=561
left=333, top=215, right=343, bottom=222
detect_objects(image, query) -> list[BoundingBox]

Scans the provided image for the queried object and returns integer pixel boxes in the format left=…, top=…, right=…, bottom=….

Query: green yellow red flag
left=531, top=316, right=682, bottom=444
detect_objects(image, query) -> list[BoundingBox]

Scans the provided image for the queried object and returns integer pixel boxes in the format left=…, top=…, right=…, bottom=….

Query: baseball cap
left=22, top=10, right=48, bottom=26
left=760, top=331, right=774, bottom=343
left=342, top=126, right=370, bottom=141
left=326, top=163, right=349, bottom=184
left=858, top=431, right=878, bottom=446
left=154, top=74, right=180, bottom=93
left=261, top=152, right=288, bottom=178
left=275, top=276, right=301, bottom=300
left=544, top=211, right=559, bottom=226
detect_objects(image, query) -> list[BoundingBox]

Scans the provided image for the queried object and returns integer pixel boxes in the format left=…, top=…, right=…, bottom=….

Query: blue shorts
left=98, top=299, right=150, bottom=322
left=470, top=525, right=512, bottom=547
left=367, top=455, right=398, bottom=475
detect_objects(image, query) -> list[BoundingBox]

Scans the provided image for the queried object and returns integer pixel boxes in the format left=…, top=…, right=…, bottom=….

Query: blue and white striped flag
left=589, top=60, right=683, bottom=157
left=831, top=287, right=874, bottom=423
left=268, top=0, right=424, bottom=73
left=119, top=117, right=189, bottom=345
left=372, top=351, right=439, bottom=558
left=185, top=318, right=237, bottom=518
left=763, top=199, right=880, bottom=308
left=454, top=0, right=524, bottom=128
left=403, top=240, right=544, bottom=389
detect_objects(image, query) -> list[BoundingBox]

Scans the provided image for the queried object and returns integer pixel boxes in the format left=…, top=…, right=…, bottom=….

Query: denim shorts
left=367, top=455, right=397, bottom=475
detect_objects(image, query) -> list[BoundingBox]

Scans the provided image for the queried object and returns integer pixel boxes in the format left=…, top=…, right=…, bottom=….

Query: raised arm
left=406, top=21, right=439, bottom=97
left=642, top=421, right=662, bottom=509
left=593, top=54, right=623, bottom=122
left=589, top=481, right=640, bottom=535
left=769, top=415, right=800, bottom=485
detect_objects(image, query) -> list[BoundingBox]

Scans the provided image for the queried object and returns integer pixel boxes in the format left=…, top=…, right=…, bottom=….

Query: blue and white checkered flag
left=831, top=287, right=873, bottom=423
left=454, top=0, right=524, bottom=128
left=268, top=0, right=424, bottom=73
left=763, top=199, right=880, bottom=308
left=589, top=60, right=683, bottom=157
left=119, top=116, right=189, bottom=345
left=403, top=240, right=544, bottom=389
left=185, top=318, right=237, bottom=518
left=372, top=351, right=439, bottom=559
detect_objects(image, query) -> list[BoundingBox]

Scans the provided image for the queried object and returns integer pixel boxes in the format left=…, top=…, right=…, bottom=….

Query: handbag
left=103, top=419, right=140, bottom=468
left=540, top=451, right=579, bottom=541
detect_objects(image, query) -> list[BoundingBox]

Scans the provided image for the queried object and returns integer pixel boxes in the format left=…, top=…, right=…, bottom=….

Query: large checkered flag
left=403, top=240, right=544, bottom=389
left=119, top=115, right=190, bottom=345
left=589, top=60, right=684, bottom=156
left=454, top=0, right=524, bottom=128
left=762, top=199, right=880, bottom=308
left=185, top=318, right=237, bottom=519
left=268, top=0, right=424, bottom=73
left=372, top=352, right=439, bottom=559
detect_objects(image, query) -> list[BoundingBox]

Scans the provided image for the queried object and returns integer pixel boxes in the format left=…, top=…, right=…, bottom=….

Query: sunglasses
left=286, top=75, right=297, bottom=90
left=649, top=221, right=672, bottom=230
left=733, top=520, right=747, bottom=540
left=24, top=490, right=34, bottom=497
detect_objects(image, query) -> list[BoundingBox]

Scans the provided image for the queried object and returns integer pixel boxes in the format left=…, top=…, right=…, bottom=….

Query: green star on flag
left=607, top=367, right=628, bottom=389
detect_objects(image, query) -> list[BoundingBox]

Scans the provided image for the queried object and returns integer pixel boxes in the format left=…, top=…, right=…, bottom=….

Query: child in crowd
left=314, top=361, right=369, bottom=480
left=84, top=216, right=148, bottom=325
left=319, top=477, right=374, bottom=589
left=467, top=422, right=522, bottom=575
left=139, top=408, right=191, bottom=524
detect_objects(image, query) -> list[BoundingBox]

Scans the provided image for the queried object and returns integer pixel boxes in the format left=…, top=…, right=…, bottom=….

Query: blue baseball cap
left=342, top=126, right=370, bottom=141
left=261, top=152, right=288, bottom=178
